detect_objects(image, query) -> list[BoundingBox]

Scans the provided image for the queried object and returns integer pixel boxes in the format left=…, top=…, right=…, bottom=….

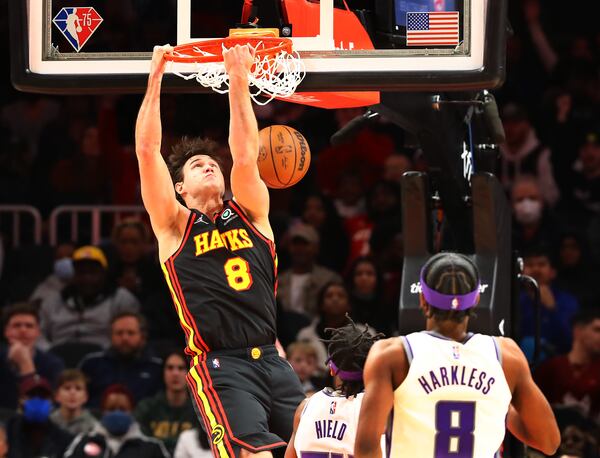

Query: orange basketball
left=257, top=125, right=311, bottom=189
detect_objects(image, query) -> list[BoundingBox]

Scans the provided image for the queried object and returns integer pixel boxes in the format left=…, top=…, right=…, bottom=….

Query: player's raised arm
left=223, top=45, right=273, bottom=241
left=355, top=340, right=401, bottom=458
left=135, top=45, right=187, bottom=240
left=501, top=337, right=560, bottom=456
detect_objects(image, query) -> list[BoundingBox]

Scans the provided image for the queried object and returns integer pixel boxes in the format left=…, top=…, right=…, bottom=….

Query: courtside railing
left=49, top=205, right=147, bottom=246
left=0, top=205, right=43, bottom=248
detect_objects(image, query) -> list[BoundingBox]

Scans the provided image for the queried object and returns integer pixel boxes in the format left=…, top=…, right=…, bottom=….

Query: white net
left=169, top=41, right=305, bottom=105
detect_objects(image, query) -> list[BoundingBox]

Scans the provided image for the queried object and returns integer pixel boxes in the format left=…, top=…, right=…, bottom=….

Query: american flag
left=406, top=11, right=460, bottom=47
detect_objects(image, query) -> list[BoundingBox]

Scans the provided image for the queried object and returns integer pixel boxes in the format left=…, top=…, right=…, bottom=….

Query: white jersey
left=294, top=388, right=363, bottom=458
left=389, top=331, right=511, bottom=458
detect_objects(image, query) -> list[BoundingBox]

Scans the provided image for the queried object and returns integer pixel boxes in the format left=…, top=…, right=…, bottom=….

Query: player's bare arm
left=223, top=45, right=274, bottom=242
left=499, top=337, right=560, bottom=456
left=355, top=339, right=407, bottom=458
left=135, top=45, right=190, bottom=261
left=284, top=397, right=309, bottom=458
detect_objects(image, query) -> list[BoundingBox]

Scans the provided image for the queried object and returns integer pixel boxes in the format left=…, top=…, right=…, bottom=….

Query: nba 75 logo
left=53, top=8, right=103, bottom=52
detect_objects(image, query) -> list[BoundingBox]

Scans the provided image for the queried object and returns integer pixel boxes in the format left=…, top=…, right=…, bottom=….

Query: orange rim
left=164, top=37, right=293, bottom=64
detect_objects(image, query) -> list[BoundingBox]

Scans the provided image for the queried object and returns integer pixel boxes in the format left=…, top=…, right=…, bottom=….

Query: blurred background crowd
left=0, top=0, right=599, bottom=457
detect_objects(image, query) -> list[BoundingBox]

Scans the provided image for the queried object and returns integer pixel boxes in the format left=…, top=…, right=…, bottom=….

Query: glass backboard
left=9, top=0, right=506, bottom=96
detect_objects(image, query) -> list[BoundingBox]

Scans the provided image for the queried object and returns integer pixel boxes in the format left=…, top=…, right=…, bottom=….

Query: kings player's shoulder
left=366, top=337, right=406, bottom=364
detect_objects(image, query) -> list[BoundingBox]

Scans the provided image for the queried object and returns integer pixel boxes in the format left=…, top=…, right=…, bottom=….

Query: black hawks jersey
left=162, top=200, right=278, bottom=356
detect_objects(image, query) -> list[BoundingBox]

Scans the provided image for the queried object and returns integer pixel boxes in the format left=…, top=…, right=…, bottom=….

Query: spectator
left=5, top=375, right=73, bottom=458
left=104, top=218, right=184, bottom=343
left=369, top=220, right=404, bottom=315
left=344, top=180, right=403, bottom=272
left=49, top=124, right=111, bottom=205
left=333, top=170, right=368, bottom=220
left=297, top=282, right=373, bottom=376
left=297, top=193, right=349, bottom=272
left=30, top=242, right=75, bottom=302
left=286, top=341, right=322, bottom=396
left=134, top=350, right=196, bottom=454
left=64, top=384, right=169, bottom=458
left=534, top=310, right=600, bottom=422
left=554, top=230, right=600, bottom=309
left=553, top=406, right=600, bottom=458
left=382, top=152, right=413, bottom=185
left=39, top=245, right=140, bottom=349
left=50, top=369, right=98, bottom=435
left=519, top=245, right=580, bottom=360
left=79, top=311, right=163, bottom=407
left=510, top=174, right=562, bottom=254
left=105, top=218, right=153, bottom=296
left=277, top=223, right=342, bottom=319
left=569, top=128, right=600, bottom=222
left=0, top=422, right=7, bottom=458
left=499, top=102, right=560, bottom=206
left=556, top=423, right=598, bottom=458
left=0, top=302, right=64, bottom=410
left=316, top=108, right=395, bottom=196
left=346, top=255, right=393, bottom=335
left=174, top=428, right=213, bottom=458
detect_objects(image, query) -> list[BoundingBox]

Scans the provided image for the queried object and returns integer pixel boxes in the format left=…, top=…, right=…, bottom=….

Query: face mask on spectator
left=101, top=410, right=133, bottom=436
left=513, top=198, right=542, bottom=225
left=23, top=397, right=52, bottom=423
left=54, top=257, right=74, bottom=281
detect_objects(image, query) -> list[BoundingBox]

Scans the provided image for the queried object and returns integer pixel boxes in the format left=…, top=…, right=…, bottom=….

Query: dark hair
left=110, top=310, right=148, bottom=337
left=167, top=136, right=222, bottom=184
left=346, top=255, right=383, bottom=294
left=2, top=302, right=40, bottom=330
left=56, top=369, right=88, bottom=390
left=323, top=317, right=384, bottom=397
left=521, top=243, right=553, bottom=263
left=421, top=252, right=479, bottom=323
left=317, top=281, right=349, bottom=313
left=162, top=350, right=188, bottom=371
left=100, top=383, right=135, bottom=410
left=112, top=218, right=150, bottom=243
left=571, top=309, right=600, bottom=328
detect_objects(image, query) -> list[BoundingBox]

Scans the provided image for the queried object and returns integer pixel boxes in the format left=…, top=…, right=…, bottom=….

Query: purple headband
left=419, top=269, right=480, bottom=311
left=327, top=359, right=363, bottom=381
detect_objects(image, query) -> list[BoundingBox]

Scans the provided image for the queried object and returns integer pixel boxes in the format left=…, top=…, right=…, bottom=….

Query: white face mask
left=513, top=198, right=543, bottom=225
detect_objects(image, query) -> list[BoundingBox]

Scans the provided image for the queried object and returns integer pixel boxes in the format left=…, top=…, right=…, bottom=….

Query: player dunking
left=355, top=252, right=561, bottom=458
left=285, top=318, right=384, bottom=458
left=135, top=44, right=305, bottom=458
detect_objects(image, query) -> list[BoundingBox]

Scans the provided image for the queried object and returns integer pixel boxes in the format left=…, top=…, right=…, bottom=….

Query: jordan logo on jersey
left=194, top=228, right=254, bottom=256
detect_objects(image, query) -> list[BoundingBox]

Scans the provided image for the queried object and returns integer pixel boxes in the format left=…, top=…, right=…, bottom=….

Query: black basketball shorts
left=186, top=344, right=306, bottom=457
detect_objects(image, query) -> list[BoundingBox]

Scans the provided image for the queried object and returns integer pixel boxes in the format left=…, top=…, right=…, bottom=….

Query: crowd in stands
left=0, top=0, right=599, bottom=456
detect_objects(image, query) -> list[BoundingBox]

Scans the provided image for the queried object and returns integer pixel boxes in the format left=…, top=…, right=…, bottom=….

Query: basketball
left=257, top=125, right=311, bottom=189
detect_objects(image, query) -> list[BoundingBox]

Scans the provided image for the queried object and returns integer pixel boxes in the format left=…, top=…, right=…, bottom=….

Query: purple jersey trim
left=492, top=336, right=502, bottom=363
left=400, top=336, right=414, bottom=364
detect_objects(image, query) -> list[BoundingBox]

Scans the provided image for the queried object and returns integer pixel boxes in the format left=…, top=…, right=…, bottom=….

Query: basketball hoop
left=164, top=29, right=305, bottom=105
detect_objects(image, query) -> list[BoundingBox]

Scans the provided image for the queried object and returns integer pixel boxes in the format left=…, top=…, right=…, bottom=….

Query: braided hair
left=323, top=316, right=385, bottom=398
left=421, top=252, right=480, bottom=323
